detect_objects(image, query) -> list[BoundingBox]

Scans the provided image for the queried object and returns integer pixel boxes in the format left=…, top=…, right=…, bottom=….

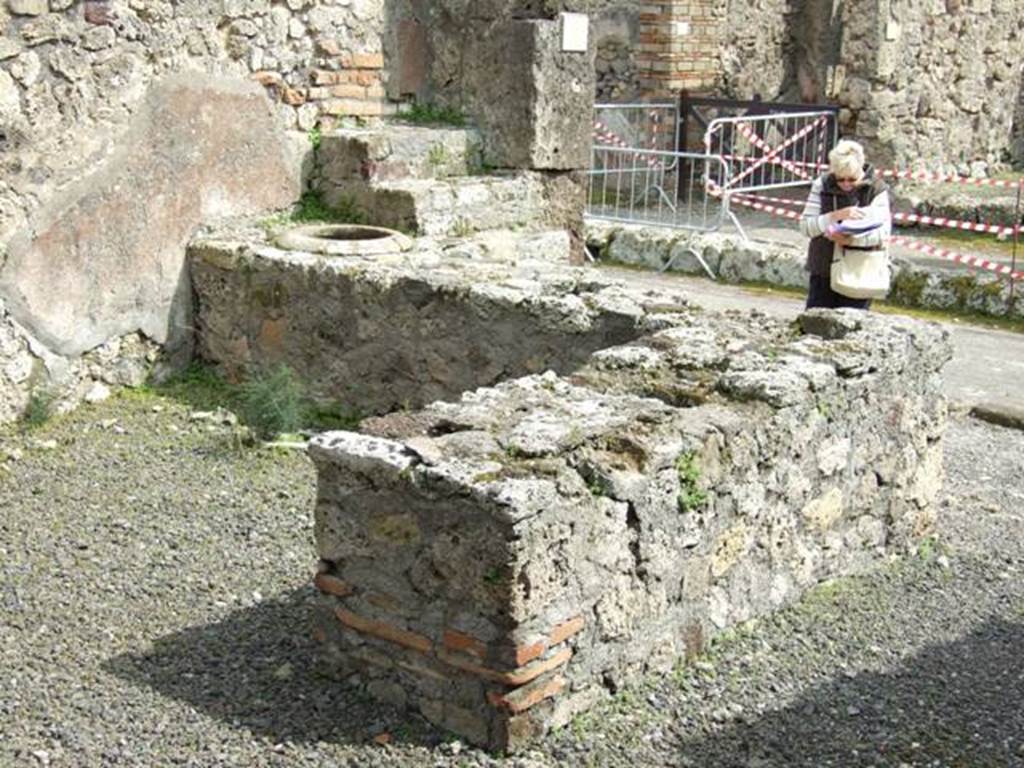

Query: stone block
left=318, top=125, right=484, bottom=184
left=8, top=0, right=47, bottom=15
left=462, top=19, right=594, bottom=169
left=318, top=127, right=554, bottom=238
left=361, top=174, right=549, bottom=237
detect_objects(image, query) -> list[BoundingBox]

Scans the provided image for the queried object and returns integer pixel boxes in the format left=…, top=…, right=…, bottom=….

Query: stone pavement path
left=597, top=264, right=1024, bottom=420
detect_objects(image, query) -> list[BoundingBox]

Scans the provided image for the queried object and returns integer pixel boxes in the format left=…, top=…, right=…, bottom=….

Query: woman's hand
left=824, top=223, right=854, bottom=245
left=829, top=206, right=865, bottom=223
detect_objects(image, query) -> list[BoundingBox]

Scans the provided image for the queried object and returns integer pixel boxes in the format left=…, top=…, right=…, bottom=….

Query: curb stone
left=968, top=403, right=1024, bottom=432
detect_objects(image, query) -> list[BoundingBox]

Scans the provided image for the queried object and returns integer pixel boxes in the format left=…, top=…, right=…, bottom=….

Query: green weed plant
left=148, top=362, right=359, bottom=442
left=238, top=364, right=307, bottom=441
left=21, top=388, right=56, bottom=430
left=401, top=101, right=466, bottom=127
left=675, top=451, right=707, bottom=512
left=260, top=191, right=367, bottom=234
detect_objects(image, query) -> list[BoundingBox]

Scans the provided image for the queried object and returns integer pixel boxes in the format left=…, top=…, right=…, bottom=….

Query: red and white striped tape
left=719, top=117, right=827, bottom=190
left=716, top=153, right=1023, bottom=190
left=731, top=191, right=1024, bottom=237
left=732, top=191, right=805, bottom=208
left=878, top=168, right=1023, bottom=189
left=648, top=113, right=662, bottom=152
left=594, top=122, right=1024, bottom=192
left=725, top=194, right=1024, bottom=281
left=892, top=211, right=1021, bottom=237
left=593, top=120, right=640, bottom=152
left=706, top=152, right=1024, bottom=191
left=595, top=112, right=1024, bottom=191
left=717, top=154, right=826, bottom=171
left=593, top=119, right=664, bottom=171
left=726, top=194, right=802, bottom=221
left=735, top=121, right=815, bottom=181
left=887, top=234, right=1023, bottom=280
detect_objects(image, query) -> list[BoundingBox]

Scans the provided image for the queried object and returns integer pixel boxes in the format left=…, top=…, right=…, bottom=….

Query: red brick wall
left=254, top=52, right=394, bottom=124
left=637, top=0, right=722, bottom=95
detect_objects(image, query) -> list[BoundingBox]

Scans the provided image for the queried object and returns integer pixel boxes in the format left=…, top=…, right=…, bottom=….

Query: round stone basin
left=275, top=224, right=413, bottom=256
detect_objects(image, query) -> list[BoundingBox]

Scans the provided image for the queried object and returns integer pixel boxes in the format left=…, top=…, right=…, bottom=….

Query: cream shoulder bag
left=830, top=244, right=891, bottom=300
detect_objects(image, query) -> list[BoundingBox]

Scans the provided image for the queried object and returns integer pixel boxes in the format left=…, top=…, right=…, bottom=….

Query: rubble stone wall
left=717, top=0, right=792, bottom=101
left=593, top=8, right=640, bottom=102
left=187, top=221, right=950, bottom=751
left=837, top=0, right=1024, bottom=172
left=583, top=0, right=1024, bottom=171
left=188, top=228, right=649, bottom=415
left=1011, top=73, right=1024, bottom=167
left=1, top=0, right=377, bottom=423
left=0, top=299, right=161, bottom=423
left=0, top=0, right=392, bottom=247
left=307, top=295, right=950, bottom=751
left=713, top=0, right=1024, bottom=171
left=0, top=0, right=598, bottom=423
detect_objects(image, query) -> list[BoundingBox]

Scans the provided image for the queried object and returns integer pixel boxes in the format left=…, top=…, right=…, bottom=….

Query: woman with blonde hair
left=799, top=139, right=891, bottom=308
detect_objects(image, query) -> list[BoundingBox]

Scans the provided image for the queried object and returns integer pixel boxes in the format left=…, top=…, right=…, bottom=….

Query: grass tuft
left=676, top=451, right=707, bottom=513
left=400, top=101, right=466, bottom=127
left=260, top=191, right=366, bottom=234
left=142, top=362, right=360, bottom=442
left=21, top=388, right=56, bottom=430
left=237, top=364, right=307, bottom=441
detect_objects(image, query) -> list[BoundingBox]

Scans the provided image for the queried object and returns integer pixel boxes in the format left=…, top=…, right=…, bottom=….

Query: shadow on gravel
left=103, top=585, right=440, bottom=748
left=676, top=618, right=1024, bottom=767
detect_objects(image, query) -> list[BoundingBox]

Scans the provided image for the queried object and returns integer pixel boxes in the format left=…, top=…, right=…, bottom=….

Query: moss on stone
left=598, top=228, right=620, bottom=262
left=889, top=270, right=930, bottom=307
left=676, top=451, right=706, bottom=513
left=944, top=274, right=978, bottom=310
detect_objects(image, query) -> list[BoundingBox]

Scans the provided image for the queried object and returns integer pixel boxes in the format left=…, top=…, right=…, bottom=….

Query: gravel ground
left=2, top=393, right=1023, bottom=768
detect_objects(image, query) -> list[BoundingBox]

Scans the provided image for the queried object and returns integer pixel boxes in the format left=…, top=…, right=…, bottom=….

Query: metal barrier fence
left=588, top=96, right=1023, bottom=294
left=588, top=98, right=837, bottom=259
left=677, top=93, right=839, bottom=168
left=594, top=102, right=679, bottom=158
left=586, top=146, right=732, bottom=277
left=704, top=110, right=837, bottom=193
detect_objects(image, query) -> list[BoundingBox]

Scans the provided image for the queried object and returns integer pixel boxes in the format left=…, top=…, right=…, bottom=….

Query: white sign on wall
left=561, top=12, right=589, bottom=53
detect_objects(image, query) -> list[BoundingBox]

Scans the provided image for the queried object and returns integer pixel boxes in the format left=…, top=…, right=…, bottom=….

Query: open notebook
left=836, top=211, right=886, bottom=234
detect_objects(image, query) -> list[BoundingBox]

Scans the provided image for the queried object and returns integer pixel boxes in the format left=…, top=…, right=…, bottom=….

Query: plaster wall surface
left=837, top=0, right=1024, bottom=171
left=1, top=74, right=298, bottom=358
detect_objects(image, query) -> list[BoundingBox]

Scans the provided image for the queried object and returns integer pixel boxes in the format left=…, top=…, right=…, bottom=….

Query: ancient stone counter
left=189, top=224, right=666, bottom=415
left=306, top=300, right=951, bottom=751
